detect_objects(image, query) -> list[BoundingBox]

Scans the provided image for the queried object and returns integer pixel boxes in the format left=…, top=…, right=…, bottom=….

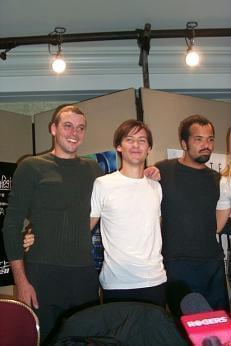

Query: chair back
left=0, top=298, right=40, bottom=346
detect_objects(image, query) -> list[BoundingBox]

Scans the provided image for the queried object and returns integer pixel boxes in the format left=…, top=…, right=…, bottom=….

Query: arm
left=216, top=208, right=231, bottom=233
left=10, top=260, right=38, bottom=309
left=216, top=176, right=231, bottom=233
left=90, top=178, right=103, bottom=231
left=90, top=217, right=100, bottom=231
left=2, top=159, right=38, bottom=307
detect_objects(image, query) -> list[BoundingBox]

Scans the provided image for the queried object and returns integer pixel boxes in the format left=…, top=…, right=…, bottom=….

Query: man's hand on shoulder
left=144, top=166, right=161, bottom=181
left=23, top=227, right=35, bottom=252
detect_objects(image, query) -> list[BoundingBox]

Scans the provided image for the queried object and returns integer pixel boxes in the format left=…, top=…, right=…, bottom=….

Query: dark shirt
left=3, top=153, right=103, bottom=267
left=155, top=159, right=224, bottom=261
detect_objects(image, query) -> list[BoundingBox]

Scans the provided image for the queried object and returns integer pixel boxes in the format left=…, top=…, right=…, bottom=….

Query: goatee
left=194, top=155, right=211, bottom=164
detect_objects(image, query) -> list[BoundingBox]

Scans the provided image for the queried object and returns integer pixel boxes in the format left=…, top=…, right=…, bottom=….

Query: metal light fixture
left=185, top=22, right=200, bottom=67
left=48, top=27, right=66, bottom=73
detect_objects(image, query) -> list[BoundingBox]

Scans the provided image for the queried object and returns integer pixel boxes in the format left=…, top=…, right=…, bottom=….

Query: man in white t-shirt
left=90, top=119, right=167, bottom=306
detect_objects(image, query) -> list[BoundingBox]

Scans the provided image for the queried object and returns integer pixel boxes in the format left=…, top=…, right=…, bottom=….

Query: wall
left=141, top=89, right=231, bottom=164
left=0, top=44, right=230, bottom=102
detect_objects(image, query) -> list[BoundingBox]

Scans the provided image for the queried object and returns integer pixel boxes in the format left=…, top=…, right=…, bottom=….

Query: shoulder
left=155, top=158, right=177, bottom=173
left=94, top=171, right=118, bottom=183
left=80, top=157, right=103, bottom=176
left=220, top=176, right=231, bottom=190
left=146, top=178, right=162, bottom=196
left=155, top=158, right=176, bottom=168
left=207, top=167, right=220, bottom=183
left=16, top=154, right=47, bottom=171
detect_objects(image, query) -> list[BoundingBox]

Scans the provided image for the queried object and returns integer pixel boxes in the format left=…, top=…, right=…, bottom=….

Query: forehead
left=59, top=111, right=86, bottom=125
left=126, top=127, right=147, bottom=137
left=189, top=123, right=214, bottom=137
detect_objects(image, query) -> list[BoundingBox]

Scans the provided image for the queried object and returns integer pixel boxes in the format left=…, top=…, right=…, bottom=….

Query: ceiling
left=1, top=0, right=231, bottom=48
left=0, top=0, right=230, bottom=104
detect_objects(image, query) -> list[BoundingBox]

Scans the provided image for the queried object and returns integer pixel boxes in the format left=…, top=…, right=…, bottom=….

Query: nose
left=202, top=139, right=213, bottom=149
left=72, top=127, right=82, bottom=136
left=131, top=139, right=139, bottom=147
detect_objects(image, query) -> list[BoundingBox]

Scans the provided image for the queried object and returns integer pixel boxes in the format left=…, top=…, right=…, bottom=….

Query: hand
left=23, top=228, right=35, bottom=252
left=16, top=280, right=39, bottom=310
left=144, top=166, right=161, bottom=181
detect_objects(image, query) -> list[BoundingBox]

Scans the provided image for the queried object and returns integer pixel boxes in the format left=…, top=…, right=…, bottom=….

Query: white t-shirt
left=217, top=176, right=231, bottom=210
left=90, top=170, right=167, bottom=289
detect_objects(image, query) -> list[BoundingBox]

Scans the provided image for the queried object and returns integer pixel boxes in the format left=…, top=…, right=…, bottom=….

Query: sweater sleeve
left=2, top=158, right=38, bottom=261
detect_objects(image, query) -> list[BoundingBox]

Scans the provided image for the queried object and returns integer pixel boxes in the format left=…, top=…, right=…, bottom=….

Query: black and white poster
left=0, top=161, right=16, bottom=286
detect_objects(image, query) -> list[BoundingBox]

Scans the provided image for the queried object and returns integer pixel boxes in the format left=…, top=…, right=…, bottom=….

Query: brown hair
left=113, top=119, right=153, bottom=158
left=178, top=114, right=215, bottom=143
left=50, top=104, right=85, bottom=126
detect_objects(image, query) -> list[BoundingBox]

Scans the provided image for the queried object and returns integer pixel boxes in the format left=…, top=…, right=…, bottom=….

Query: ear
left=181, top=140, right=187, bottom=151
left=116, top=145, right=122, bottom=153
left=50, top=123, right=57, bottom=137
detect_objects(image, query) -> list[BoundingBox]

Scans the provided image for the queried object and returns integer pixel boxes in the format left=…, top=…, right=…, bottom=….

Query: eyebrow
left=125, top=135, right=147, bottom=139
left=191, top=135, right=215, bottom=139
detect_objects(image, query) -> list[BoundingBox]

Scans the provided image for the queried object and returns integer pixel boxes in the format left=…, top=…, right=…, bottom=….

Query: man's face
left=182, top=123, right=214, bottom=164
left=117, top=127, right=151, bottom=166
left=51, top=111, right=86, bottom=158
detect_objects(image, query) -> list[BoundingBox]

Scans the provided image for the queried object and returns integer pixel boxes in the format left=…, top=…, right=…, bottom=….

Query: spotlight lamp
left=185, top=21, right=200, bottom=67
left=48, top=27, right=66, bottom=73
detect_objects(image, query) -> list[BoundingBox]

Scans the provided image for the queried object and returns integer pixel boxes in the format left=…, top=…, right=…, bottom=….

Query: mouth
left=130, top=151, right=142, bottom=154
left=199, top=150, right=211, bottom=155
left=67, top=138, right=78, bottom=143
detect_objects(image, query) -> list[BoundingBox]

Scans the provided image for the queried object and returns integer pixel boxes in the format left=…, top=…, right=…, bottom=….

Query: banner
left=0, top=162, right=16, bottom=286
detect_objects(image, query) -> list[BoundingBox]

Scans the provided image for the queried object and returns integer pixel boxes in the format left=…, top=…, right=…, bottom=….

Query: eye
left=194, top=137, right=202, bottom=142
left=77, top=126, right=85, bottom=132
left=125, top=138, right=133, bottom=143
left=139, top=138, right=147, bottom=144
left=63, top=123, right=72, bottom=129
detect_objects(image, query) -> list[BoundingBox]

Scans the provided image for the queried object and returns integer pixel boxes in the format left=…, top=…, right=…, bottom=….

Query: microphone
left=180, top=293, right=231, bottom=346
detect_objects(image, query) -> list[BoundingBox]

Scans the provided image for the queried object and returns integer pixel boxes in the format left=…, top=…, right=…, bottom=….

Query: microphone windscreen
left=202, top=336, right=222, bottom=346
left=180, top=292, right=213, bottom=315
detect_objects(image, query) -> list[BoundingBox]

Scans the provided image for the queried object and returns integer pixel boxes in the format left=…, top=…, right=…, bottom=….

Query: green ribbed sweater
left=3, top=153, right=102, bottom=267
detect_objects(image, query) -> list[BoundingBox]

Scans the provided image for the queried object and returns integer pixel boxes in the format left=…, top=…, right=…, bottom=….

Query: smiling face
left=117, top=127, right=151, bottom=167
left=51, top=110, right=86, bottom=158
left=181, top=123, right=215, bottom=167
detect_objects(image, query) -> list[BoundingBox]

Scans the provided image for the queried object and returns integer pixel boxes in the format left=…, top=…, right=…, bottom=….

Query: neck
left=120, top=162, right=145, bottom=178
left=51, top=149, right=77, bottom=159
left=178, top=156, right=206, bottom=170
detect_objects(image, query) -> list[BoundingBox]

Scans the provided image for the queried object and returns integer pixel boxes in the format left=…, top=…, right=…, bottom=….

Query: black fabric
left=3, top=153, right=103, bottom=266
left=102, top=283, right=166, bottom=307
left=155, top=159, right=223, bottom=261
left=26, top=263, right=99, bottom=344
left=165, top=259, right=230, bottom=316
left=50, top=302, right=187, bottom=346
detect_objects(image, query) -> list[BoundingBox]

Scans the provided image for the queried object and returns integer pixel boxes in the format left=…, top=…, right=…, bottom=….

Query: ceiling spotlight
left=185, top=22, right=200, bottom=67
left=52, top=56, right=66, bottom=73
left=48, top=27, right=66, bottom=74
left=186, top=48, right=200, bottom=67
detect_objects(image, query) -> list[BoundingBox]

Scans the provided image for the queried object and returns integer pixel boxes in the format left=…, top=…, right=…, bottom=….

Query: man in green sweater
left=2, top=105, right=102, bottom=343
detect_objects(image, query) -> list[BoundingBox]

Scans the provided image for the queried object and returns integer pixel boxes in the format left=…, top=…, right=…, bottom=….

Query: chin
left=195, top=155, right=210, bottom=164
